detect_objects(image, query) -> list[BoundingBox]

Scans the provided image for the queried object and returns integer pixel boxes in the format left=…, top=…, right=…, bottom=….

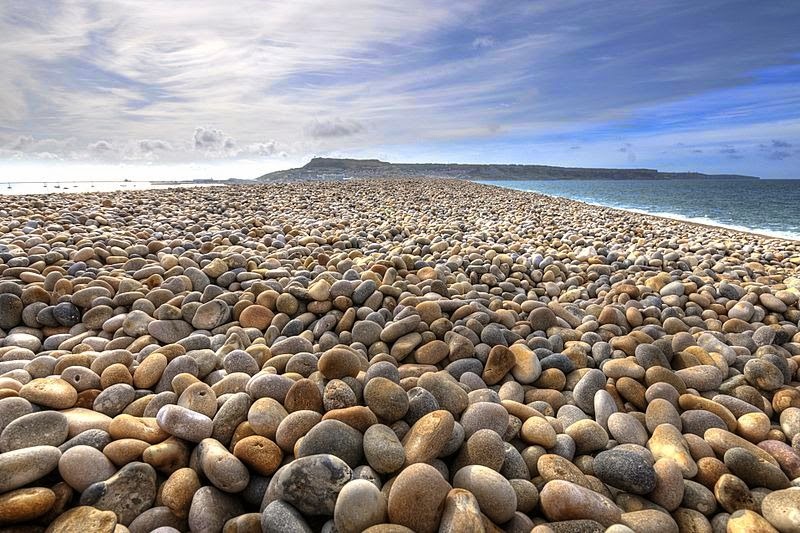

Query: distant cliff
left=258, top=157, right=760, bottom=181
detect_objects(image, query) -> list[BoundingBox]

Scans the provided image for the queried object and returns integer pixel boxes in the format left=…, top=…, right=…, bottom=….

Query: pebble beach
left=1, top=178, right=800, bottom=532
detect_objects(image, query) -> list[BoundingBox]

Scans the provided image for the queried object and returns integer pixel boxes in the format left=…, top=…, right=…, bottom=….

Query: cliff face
left=259, top=157, right=759, bottom=181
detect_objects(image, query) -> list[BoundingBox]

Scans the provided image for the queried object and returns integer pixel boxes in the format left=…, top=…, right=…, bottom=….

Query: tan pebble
left=44, top=505, right=117, bottom=533
left=233, top=435, right=283, bottom=476
left=19, top=377, right=77, bottom=409
left=0, top=487, right=56, bottom=524
left=726, top=509, right=778, bottom=533
left=108, top=414, right=169, bottom=444
left=133, top=353, right=168, bottom=389
left=161, top=467, right=201, bottom=518
left=402, top=409, right=455, bottom=466
left=103, top=438, right=150, bottom=466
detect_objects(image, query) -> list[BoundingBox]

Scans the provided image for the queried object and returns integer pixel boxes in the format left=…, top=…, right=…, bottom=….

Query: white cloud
left=305, top=118, right=365, bottom=139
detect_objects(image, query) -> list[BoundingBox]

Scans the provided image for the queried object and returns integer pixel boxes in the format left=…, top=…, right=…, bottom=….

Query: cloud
left=0, top=1, right=799, bottom=176
left=138, top=139, right=173, bottom=154
left=472, top=36, right=495, bottom=49
left=193, top=127, right=237, bottom=153
left=305, top=118, right=365, bottom=139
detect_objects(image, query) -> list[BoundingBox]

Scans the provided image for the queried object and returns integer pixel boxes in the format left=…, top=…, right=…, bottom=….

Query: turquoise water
left=481, top=178, right=800, bottom=240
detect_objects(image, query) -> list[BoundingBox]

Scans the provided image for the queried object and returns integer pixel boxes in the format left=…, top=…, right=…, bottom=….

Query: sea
left=481, top=178, right=800, bottom=241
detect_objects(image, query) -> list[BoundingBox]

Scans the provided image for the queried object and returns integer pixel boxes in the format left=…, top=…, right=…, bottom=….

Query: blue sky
left=1, top=0, right=800, bottom=179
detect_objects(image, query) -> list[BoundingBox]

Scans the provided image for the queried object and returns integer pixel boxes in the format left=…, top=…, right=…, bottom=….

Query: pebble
left=453, top=464, right=517, bottom=524
left=593, top=449, right=657, bottom=495
left=79, top=461, right=157, bottom=525
left=0, top=445, right=61, bottom=493
left=0, top=180, right=799, bottom=530
left=58, top=444, right=117, bottom=491
left=270, top=453, right=352, bottom=515
left=334, top=479, right=387, bottom=533
left=387, top=463, right=451, bottom=533
left=539, top=479, right=623, bottom=526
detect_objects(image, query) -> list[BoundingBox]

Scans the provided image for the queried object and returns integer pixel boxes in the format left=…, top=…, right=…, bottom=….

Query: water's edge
left=478, top=179, right=800, bottom=242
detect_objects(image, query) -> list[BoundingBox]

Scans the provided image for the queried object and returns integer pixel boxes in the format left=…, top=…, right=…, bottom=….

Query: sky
left=1, top=0, right=800, bottom=180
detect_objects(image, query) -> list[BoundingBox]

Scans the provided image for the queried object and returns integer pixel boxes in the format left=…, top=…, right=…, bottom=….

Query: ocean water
left=480, top=178, right=800, bottom=241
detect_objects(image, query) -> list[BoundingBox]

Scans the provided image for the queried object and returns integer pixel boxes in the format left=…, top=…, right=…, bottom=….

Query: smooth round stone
left=438, top=488, right=484, bottom=532
left=80, top=461, right=158, bottom=526
left=529, top=307, right=558, bottom=331
left=198, top=438, right=250, bottom=493
left=538, top=453, right=593, bottom=489
left=188, top=486, right=245, bottom=532
left=45, top=505, right=118, bottom=532
left=648, top=458, right=685, bottom=512
left=714, top=473, right=759, bottom=514
left=646, top=398, right=682, bottom=433
left=607, top=412, right=648, bottom=447
left=334, top=479, right=387, bottom=533
left=363, top=424, right=405, bottom=474
left=779, top=408, right=800, bottom=441
left=621, top=510, right=679, bottom=533
left=148, top=320, right=194, bottom=344
left=565, top=419, right=609, bottom=454
left=509, top=343, right=542, bottom=384
left=0, top=410, right=69, bottom=451
left=573, top=369, right=606, bottom=414
left=648, top=424, right=698, bottom=478
left=758, top=441, right=800, bottom=480
left=402, top=410, right=455, bottom=465
left=233, top=435, right=282, bottom=476
left=405, top=386, right=439, bottom=425
left=0, top=487, right=56, bottom=524
left=352, top=320, right=384, bottom=346
left=93, top=383, right=136, bottom=417
left=520, top=416, right=557, bottom=448
left=482, top=345, right=515, bottom=385
left=593, top=449, right=656, bottom=494
left=364, top=377, right=409, bottom=422
left=247, top=372, right=294, bottom=403
left=387, top=463, right=450, bottom=533
left=133, top=353, right=168, bottom=389
left=318, top=347, right=361, bottom=379
left=454, top=429, right=505, bottom=471
left=271, top=454, right=352, bottom=515
left=0, top=445, right=61, bottom=493
left=460, top=401, right=509, bottom=438
left=156, top=404, right=213, bottom=442
left=539, top=479, right=622, bottom=527
left=128, top=506, right=188, bottom=533
left=161, top=467, right=201, bottom=518
left=674, top=365, right=723, bottom=392
left=19, top=377, right=77, bottom=409
left=261, top=500, right=312, bottom=533
left=58, top=444, right=116, bottom=491
left=727, top=509, right=780, bottom=533
left=682, top=409, right=727, bottom=437
left=191, top=300, right=230, bottom=329
left=761, top=488, right=800, bottom=533
left=453, top=464, right=517, bottom=524
left=744, top=359, right=784, bottom=391
left=724, top=447, right=790, bottom=490
left=296, top=419, right=364, bottom=468
left=0, top=397, right=32, bottom=433
left=275, top=410, right=322, bottom=452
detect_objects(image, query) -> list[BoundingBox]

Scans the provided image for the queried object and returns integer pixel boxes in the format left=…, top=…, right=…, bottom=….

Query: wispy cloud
left=1, top=0, right=799, bottom=177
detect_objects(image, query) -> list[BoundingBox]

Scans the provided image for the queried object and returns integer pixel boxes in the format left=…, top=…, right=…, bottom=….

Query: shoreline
left=471, top=179, right=800, bottom=243
left=471, top=180, right=800, bottom=244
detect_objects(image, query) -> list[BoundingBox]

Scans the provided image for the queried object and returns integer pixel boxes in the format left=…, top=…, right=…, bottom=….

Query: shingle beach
left=1, top=179, right=800, bottom=532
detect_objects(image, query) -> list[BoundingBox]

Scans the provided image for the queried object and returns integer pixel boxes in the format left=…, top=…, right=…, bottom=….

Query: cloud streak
left=0, top=1, right=799, bottom=177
